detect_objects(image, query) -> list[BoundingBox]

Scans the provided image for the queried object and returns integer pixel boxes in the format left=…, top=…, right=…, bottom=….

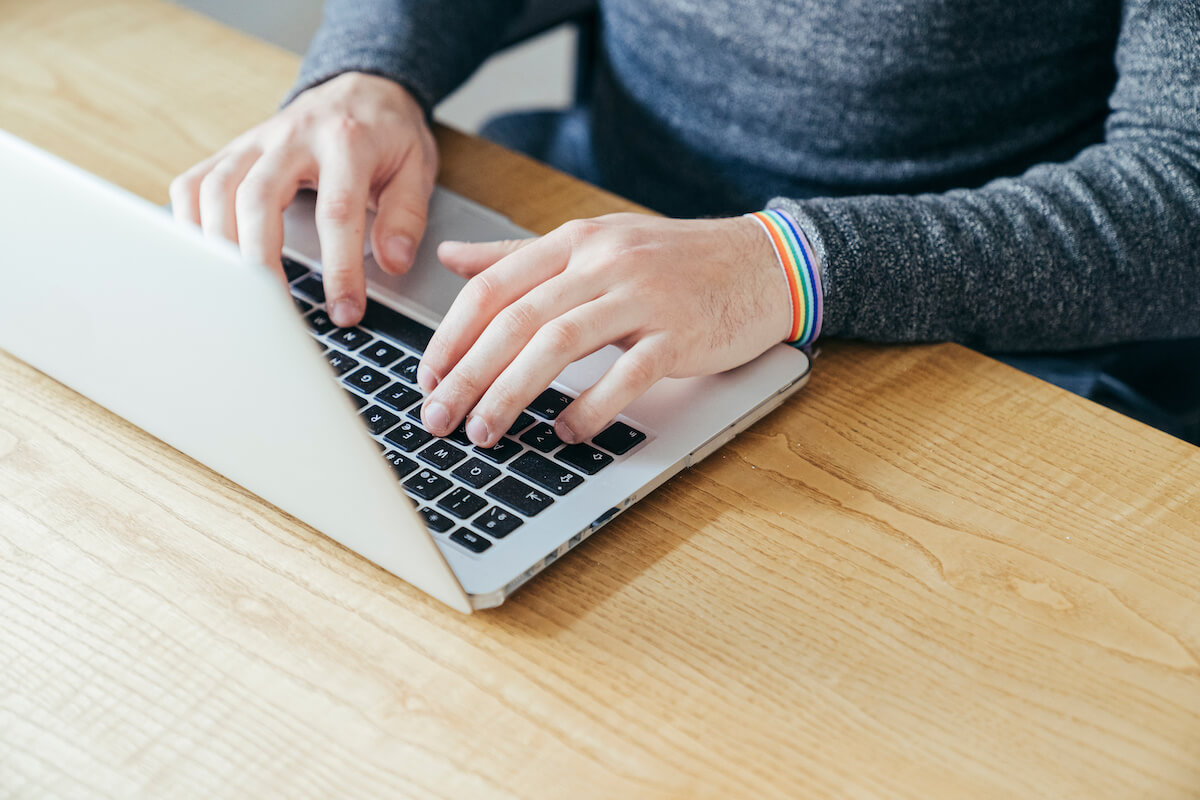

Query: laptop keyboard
left=284, top=257, right=648, bottom=556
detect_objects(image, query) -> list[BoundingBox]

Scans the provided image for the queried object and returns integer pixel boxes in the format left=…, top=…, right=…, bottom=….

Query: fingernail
left=466, top=415, right=490, bottom=446
left=383, top=234, right=415, bottom=268
left=556, top=420, right=579, bottom=445
left=328, top=299, right=361, bottom=328
left=423, top=401, right=450, bottom=434
left=416, top=364, right=439, bottom=393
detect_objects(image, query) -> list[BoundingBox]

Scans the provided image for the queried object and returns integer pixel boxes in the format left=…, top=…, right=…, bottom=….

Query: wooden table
left=2, top=2, right=1198, bottom=797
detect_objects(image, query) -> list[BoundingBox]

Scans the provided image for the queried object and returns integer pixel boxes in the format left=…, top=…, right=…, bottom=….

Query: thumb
left=370, top=167, right=432, bottom=275
left=437, top=237, right=535, bottom=278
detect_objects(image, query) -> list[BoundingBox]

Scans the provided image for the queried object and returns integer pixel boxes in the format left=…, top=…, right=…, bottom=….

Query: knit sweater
left=292, top=0, right=1200, bottom=351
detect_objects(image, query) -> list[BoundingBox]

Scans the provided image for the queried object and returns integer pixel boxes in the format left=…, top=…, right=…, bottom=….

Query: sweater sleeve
left=285, top=0, right=526, bottom=113
left=771, top=0, right=1200, bottom=352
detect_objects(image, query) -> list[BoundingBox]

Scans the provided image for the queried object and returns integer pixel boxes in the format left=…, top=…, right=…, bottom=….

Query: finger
left=421, top=272, right=605, bottom=437
left=198, top=147, right=263, bottom=243
left=313, top=149, right=372, bottom=327
left=464, top=298, right=641, bottom=447
left=418, top=232, right=570, bottom=394
left=370, top=148, right=435, bottom=275
left=437, top=238, right=535, bottom=278
left=169, top=151, right=222, bottom=226
left=235, top=145, right=316, bottom=282
left=554, top=337, right=672, bottom=444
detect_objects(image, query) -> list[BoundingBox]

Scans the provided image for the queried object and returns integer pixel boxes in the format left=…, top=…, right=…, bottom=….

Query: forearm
left=287, top=0, right=525, bottom=112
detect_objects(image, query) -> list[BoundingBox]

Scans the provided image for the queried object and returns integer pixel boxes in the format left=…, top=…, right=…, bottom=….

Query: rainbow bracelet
left=746, top=209, right=823, bottom=347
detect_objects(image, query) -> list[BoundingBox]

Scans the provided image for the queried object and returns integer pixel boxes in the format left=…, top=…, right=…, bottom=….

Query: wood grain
left=1, top=1, right=1198, bottom=798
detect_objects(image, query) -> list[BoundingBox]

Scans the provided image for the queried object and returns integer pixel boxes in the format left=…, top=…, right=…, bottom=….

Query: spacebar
left=361, top=298, right=434, bottom=354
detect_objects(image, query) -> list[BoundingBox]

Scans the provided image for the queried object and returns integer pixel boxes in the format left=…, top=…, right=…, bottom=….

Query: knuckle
left=538, top=316, right=582, bottom=357
left=234, top=176, right=274, bottom=211
left=560, top=218, right=603, bottom=245
left=466, top=272, right=500, bottom=308
left=482, top=380, right=524, bottom=415
left=323, top=114, right=368, bottom=143
left=496, top=300, right=539, bottom=338
left=624, top=349, right=664, bottom=388
left=317, top=191, right=359, bottom=226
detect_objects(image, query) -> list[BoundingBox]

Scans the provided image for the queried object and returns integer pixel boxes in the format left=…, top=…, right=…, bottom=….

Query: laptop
left=0, top=129, right=811, bottom=612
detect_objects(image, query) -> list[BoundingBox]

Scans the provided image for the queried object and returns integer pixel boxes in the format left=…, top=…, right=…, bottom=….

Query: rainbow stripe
left=746, top=209, right=823, bottom=346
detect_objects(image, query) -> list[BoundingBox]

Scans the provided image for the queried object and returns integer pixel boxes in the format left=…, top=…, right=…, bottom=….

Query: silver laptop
left=0, top=130, right=811, bottom=612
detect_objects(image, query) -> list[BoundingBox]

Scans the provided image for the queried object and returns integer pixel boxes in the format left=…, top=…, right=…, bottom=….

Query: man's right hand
left=170, top=72, right=438, bottom=327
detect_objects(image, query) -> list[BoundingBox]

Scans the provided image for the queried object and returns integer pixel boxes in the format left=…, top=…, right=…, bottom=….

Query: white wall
left=171, top=0, right=574, bottom=133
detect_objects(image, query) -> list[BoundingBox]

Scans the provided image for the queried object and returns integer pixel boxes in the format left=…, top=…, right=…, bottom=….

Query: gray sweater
left=292, top=0, right=1200, bottom=352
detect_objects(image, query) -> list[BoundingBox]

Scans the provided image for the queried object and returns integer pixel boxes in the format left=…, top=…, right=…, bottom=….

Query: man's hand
left=170, top=72, right=438, bottom=327
left=418, top=214, right=792, bottom=447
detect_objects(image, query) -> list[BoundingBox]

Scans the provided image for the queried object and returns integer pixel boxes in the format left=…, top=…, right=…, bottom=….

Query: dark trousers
left=482, top=109, right=1200, bottom=445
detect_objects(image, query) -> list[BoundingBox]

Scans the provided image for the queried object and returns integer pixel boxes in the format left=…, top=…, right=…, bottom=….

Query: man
left=171, top=0, right=1200, bottom=447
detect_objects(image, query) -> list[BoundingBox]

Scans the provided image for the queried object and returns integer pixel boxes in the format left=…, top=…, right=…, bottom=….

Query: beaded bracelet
left=745, top=209, right=823, bottom=347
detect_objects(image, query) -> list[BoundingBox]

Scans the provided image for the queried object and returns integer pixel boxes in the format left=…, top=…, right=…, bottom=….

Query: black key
left=507, top=412, right=535, bottom=436
left=407, top=406, right=425, bottom=424
left=527, top=388, right=572, bottom=420
left=390, top=356, right=421, bottom=383
left=472, top=437, right=521, bottom=464
left=293, top=297, right=313, bottom=314
left=450, top=528, right=492, bottom=554
left=472, top=506, right=523, bottom=538
left=383, top=450, right=418, bottom=479
left=294, top=275, right=326, bottom=303
left=343, top=366, right=390, bottom=394
left=324, top=350, right=359, bottom=376
left=328, top=328, right=374, bottom=352
left=437, top=487, right=487, bottom=519
left=520, top=422, right=562, bottom=453
left=282, top=256, right=309, bottom=282
left=446, top=422, right=472, bottom=447
left=360, top=405, right=401, bottom=435
left=361, top=298, right=434, bottom=353
left=556, top=443, right=614, bottom=475
left=509, top=452, right=583, bottom=496
left=360, top=341, right=404, bottom=368
left=592, top=421, right=647, bottom=455
left=418, top=441, right=467, bottom=470
left=487, top=476, right=554, bottom=516
left=305, top=309, right=335, bottom=335
left=418, top=506, right=454, bottom=533
left=451, top=457, right=501, bottom=489
left=344, top=390, right=369, bottom=410
left=383, top=421, right=432, bottom=452
left=402, top=469, right=453, bottom=500
left=375, top=383, right=422, bottom=413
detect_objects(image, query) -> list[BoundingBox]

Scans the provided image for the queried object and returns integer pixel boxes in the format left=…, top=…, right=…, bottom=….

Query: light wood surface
left=1, top=1, right=1198, bottom=797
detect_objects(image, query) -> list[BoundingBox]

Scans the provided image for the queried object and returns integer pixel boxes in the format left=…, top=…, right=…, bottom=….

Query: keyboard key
left=384, top=421, right=432, bottom=452
left=507, top=412, right=535, bottom=436
left=282, top=256, right=309, bottom=282
left=328, top=328, right=373, bottom=351
left=472, top=506, right=523, bottom=538
left=510, top=452, right=583, bottom=496
left=294, top=275, right=326, bottom=303
left=450, top=528, right=492, bottom=554
left=360, top=341, right=404, bottom=368
left=403, top=469, right=453, bottom=501
left=293, top=297, right=312, bottom=314
left=324, top=350, right=359, bottom=376
left=556, top=443, right=613, bottom=475
left=361, top=298, right=434, bottom=353
left=592, top=421, right=647, bottom=455
left=418, top=506, right=454, bottom=533
left=446, top=422, right=472, bottom=447
left=452, top=457, right=501, bottom=489
left=344, top=390, right=368, bottom=410
left=343, top=366, right=390, bottom=394
left=305, top=310, right=335, bottom=335
left=487, top=476, right=554, bottom=516
left=437, top=487, right=487, bottom=519
left=360, top=406, right=400, bottom=436
left=472, top=437, right=522, bottom=464
left=390, top=356, right=421, bottom=383
left=418, top=441, right=467, bottom=470
left=383, top=450, right=418, bottom=479
left=527, top=388, right=573, bottom=420
left=375, top=383, right=422, bottom=413
left=520, top=422, right=563, bottom=453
